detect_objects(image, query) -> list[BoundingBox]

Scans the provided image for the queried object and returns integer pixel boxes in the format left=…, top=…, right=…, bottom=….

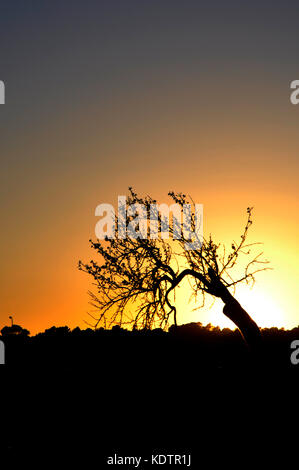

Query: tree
left=1, top=316, right=30, bottom=337
left=79, top=188, right=269, bottom=350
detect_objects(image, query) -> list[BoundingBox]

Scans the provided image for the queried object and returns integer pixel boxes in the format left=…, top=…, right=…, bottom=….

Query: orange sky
left=0, top=2, right=298, bottom=334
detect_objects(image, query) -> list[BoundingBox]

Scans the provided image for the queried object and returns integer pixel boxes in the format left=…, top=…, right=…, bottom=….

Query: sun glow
left=202, top=285, right=286, bottom=330
left=235, top=286, right=286, bottom=329
left=175, top=278, right=287, bottom=331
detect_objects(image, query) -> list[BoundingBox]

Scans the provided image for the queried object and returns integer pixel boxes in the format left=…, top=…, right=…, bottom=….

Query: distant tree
left=1, top=316, right=30, bottom=337
left=79, top=188, right=269, bottom=349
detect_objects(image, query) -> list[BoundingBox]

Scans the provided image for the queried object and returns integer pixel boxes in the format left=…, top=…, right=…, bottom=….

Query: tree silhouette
left=1, top=316, right=30, bottom=337
left=79, top=188, right=269, bottom=349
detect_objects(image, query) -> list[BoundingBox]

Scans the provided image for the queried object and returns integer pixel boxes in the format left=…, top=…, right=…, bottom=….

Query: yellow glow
left=234, top=286, right=286, bottom=329
left=195, top=285, right=286, bottom=330
left=174, top=275, right=287, bottom=331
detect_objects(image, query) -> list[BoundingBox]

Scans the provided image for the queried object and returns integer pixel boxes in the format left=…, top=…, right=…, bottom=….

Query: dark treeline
left=1, top=321, right=298, bottom=371
left=1, top=322, right=298, bottom=463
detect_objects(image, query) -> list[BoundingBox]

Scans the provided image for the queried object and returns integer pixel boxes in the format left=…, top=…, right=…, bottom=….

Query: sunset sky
left=0, top=1, right=298, bottom=334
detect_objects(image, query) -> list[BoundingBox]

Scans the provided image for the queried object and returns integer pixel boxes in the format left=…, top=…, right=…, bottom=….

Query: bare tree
left=79, top=188, right=269, bottom=349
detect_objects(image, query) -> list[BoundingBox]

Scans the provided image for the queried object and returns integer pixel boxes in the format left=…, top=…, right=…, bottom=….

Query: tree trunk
left=208, top=270, right=262, bottom=351
left=222, top=298, right=262, bottom=351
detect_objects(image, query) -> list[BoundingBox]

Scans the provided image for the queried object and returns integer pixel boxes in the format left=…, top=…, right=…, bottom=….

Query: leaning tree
left=79, top=188, right=269, bottom=350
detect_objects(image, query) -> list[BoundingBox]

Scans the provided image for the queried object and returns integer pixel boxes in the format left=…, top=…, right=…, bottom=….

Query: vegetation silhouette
left=1, top=320, right=298, bottom=462
left=1, top=316, right=30, bottom=338
left=1, top=322, right=298, bottom=370
left=79, top=188, right=269, bottom=351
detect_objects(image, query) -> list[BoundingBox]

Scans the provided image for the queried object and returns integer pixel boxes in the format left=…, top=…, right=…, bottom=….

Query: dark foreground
left=0, top=323, right=298, bottom=466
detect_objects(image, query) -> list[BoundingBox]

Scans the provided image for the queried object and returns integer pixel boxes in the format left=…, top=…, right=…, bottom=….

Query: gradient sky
left=0, top=0, right=298, bottom=333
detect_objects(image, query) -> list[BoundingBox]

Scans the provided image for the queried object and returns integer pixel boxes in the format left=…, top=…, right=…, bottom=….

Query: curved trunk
left=223, top=298, right=261, bottom=350
left=218, top=286, right=261, bottom=351
left=171, top=268, right=262, bottom=351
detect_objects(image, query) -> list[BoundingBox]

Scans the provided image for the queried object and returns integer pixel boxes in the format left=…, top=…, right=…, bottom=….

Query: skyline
left=0, top=1, right=298, bottom=333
